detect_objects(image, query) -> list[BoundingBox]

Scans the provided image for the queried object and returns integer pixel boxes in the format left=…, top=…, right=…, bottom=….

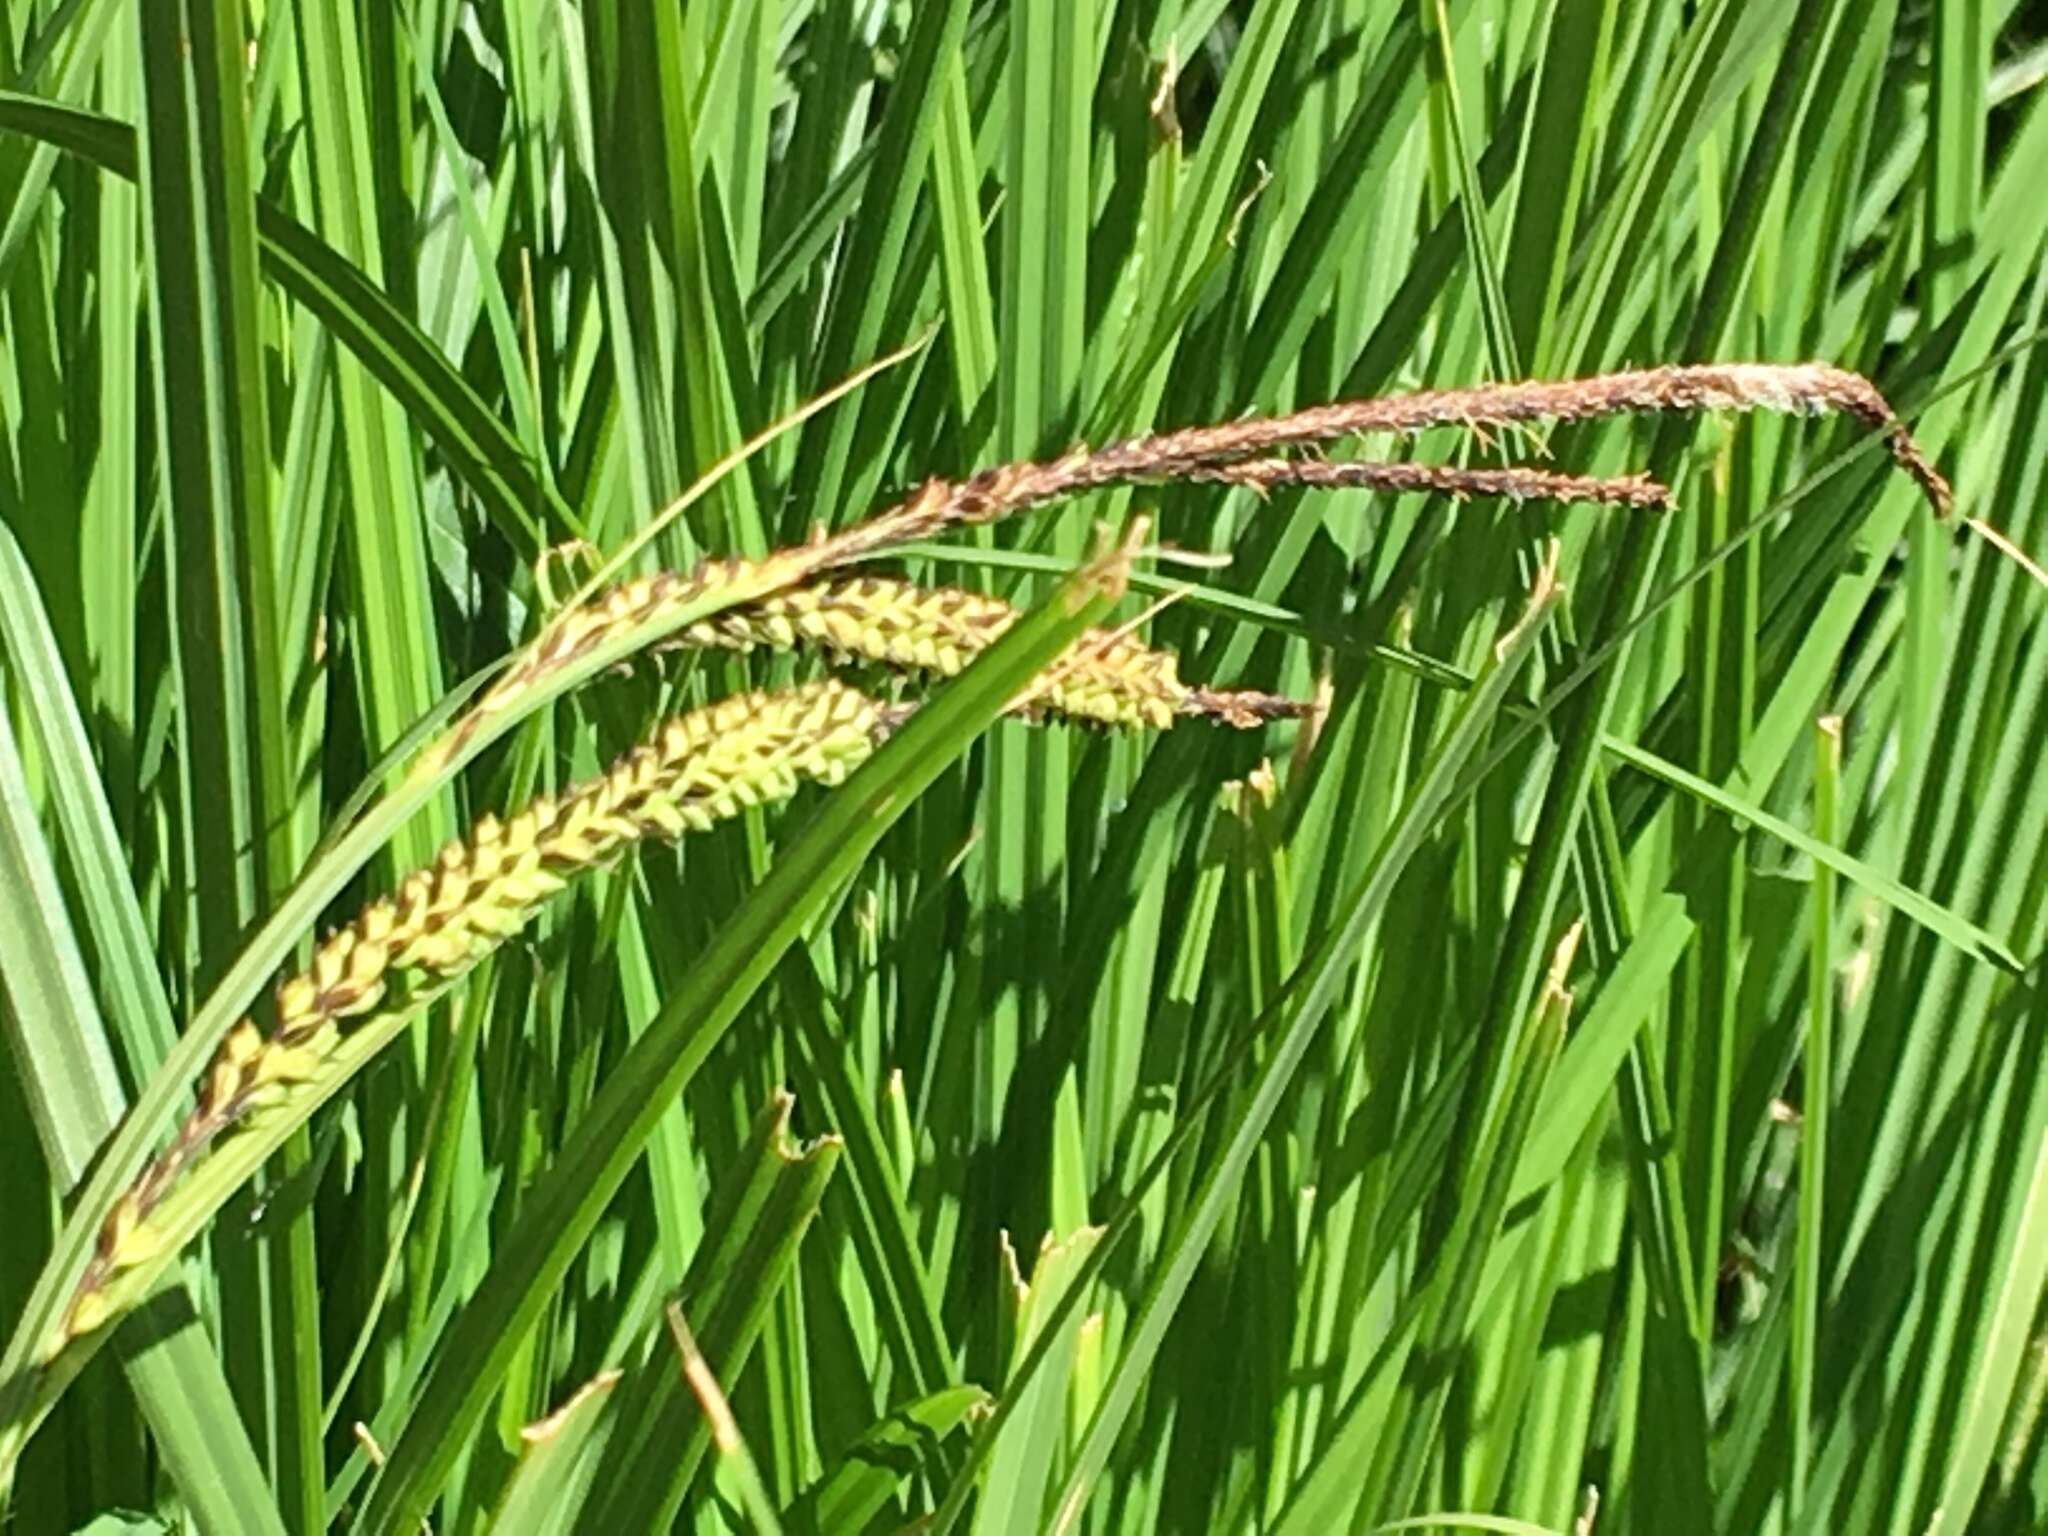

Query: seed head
left=672, top=576, right=1305, bottom=730
left=62, top=682, right=887, bottom=1348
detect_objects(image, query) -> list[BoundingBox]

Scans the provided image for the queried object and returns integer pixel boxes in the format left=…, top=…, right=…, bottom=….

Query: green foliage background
left=1, top=0, right=2046, bottom=1531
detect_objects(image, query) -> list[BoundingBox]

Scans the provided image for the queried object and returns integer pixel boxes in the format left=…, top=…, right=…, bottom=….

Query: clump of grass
left=47, top=355, right=1952, bottom=1370
left=59, top=680, right=887, bottom=1350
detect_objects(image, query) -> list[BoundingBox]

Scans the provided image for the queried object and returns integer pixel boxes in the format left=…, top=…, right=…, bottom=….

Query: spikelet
left=63, top=681, right=884, bottom=1345
left=670, top=576, right=1306, bottom=730
left=425, top=553, right=836, bottom=775
left=474, top=560, right=753, bottom=716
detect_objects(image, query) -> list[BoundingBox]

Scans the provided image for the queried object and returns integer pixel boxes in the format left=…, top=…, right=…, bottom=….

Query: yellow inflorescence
left=66, top=681, right=884, bottom=1344
left=677, top=575, right=1297, bottom=731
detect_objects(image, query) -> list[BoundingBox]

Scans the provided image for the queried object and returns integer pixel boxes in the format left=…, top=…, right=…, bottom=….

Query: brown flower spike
left=829, top=361, right=1949, bottom=560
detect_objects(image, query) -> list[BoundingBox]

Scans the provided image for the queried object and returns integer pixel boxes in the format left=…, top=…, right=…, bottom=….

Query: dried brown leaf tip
left=62, top=682, right=885, bottom=1347
left=669, top=575, right=1307, bottom=730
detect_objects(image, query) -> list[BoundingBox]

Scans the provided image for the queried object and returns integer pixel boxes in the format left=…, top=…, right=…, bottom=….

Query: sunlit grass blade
left=581, top=1091, right=841, bottom=1531
left=0, top=523, right=177, bottom=1077
left=0, top=669, right=280, bottom=1536
left=0, top=91, right=576, bottom=556
left=482, top=1369, right=619, bottom=1535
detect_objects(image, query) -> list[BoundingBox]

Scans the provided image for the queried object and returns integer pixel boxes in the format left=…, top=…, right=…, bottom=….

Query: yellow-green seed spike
left=668, top=575, right=1306, bottom=730
left=64, top=681, right=888, bottom=1348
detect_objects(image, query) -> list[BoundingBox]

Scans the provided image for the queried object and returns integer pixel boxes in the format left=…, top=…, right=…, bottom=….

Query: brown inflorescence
left=827, top=361, right=1950, bottom=561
